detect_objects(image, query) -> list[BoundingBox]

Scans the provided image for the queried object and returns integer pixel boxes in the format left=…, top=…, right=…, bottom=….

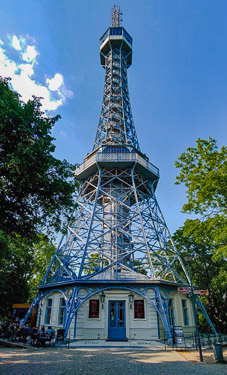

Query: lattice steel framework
left=93, top=21, right=139, bottom=151
left=24, top=6, right=217, bottom=340
left=42, top=166, right=189, bottom=284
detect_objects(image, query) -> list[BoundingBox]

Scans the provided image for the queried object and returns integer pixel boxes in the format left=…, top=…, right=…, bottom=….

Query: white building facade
left=38, top=285, right=195, bottom=342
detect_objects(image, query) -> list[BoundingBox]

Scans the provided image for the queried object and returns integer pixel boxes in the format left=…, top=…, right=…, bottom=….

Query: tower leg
left=152, top=287, right=172, bottom=344
left=23, top=292, right=41, bottom=325
left=195, top=295, right=217, bottom=336
left=64, top=288, right=78, bottom=338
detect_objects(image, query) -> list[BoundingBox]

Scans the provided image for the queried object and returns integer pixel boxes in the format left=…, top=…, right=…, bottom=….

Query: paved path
left=0, top=347, right=226, bottom=375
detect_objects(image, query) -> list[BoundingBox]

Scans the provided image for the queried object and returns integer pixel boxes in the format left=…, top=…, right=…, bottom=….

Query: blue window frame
left=110, top=27, right=123, bottom=36
left=123, top=30, right=132, bottom=45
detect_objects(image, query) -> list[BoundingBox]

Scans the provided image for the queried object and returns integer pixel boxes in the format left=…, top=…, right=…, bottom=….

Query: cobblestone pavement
left=0, top=348, right=226, bottom=375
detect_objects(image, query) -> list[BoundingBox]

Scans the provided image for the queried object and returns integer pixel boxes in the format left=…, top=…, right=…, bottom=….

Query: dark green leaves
left=0, top=77, right=77, bottom=238
left=175, top=138, right=227, bottom=216
left=174, top=138, right=227, bottom=332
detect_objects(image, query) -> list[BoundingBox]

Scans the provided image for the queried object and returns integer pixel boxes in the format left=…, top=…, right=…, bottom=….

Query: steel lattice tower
left=25, top=6, right=216, bottom=341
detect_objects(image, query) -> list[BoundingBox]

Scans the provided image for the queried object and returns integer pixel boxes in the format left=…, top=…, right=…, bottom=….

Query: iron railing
left=163, top=331, right=227, bottom=350
left=96, top=152, right=159, bottom=176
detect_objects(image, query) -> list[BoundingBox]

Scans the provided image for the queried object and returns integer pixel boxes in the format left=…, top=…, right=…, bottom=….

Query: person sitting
left=30, top=327, right=39, bottom=346
left=46, top=326, right=55, bottom=346
left=38, top=325, right=47, bottom=347
left=23, top=324, right=31, bottom=343
left=46, top=326, right=55, bottom=337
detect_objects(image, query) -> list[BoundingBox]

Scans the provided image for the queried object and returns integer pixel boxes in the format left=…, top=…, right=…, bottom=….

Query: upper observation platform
left=74, top=145, right=159, bottom=187
left=100, top=27, right=133, bottom=67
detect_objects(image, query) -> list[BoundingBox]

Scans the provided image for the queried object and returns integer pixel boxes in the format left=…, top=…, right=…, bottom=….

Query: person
left=38, top=325, right=47, bottom=347
left=46, top=326, right=55, bottom=336
left=39, top=325, right=46, bottom=335
left=9, top=322, right=17, bottom=341
left=23, top=324, right=31, bottom=343
left=46, top=326, right=55, bottom=345
left=30, top=327, right=39, bottom=346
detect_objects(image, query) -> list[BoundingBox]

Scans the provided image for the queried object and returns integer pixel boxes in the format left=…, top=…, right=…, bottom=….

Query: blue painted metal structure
left=24, top=6, right=217, bottom=340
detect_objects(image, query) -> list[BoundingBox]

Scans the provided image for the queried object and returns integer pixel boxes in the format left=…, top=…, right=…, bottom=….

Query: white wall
left=38, top=287, right=195, bottom=340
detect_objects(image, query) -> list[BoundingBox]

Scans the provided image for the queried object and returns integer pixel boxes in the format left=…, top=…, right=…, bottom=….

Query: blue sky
left=1, top=0, right=226, bottom=235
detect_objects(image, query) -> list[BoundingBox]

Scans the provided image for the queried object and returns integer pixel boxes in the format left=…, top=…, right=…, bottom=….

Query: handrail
left=75, top=152, right=159, bottom=177
left=97, top=152, right=159, bottom=176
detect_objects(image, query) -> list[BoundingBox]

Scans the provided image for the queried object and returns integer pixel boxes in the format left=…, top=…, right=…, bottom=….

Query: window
left=123, top=30, right=132, bottom=45
left=58, top=298, right=66, bottom=325
left=182, top=300, right=189, bottom=326
left=168, top=299, right=175, bottom=326
left=110, top=27, right=122, bottom=36
left=44, top=298, right=52, bottom=324
left=89, top=300, right=99, bottom=318
left=103, top=146, right=129, bottom=153
left=100, top=30, right=109, bottom=45
left=134, top=300, right=145, bottom=319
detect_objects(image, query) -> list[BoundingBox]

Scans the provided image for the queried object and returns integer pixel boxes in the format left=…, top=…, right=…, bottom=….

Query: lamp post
left=129, top=292, right=134, bottom=309
left=100, top=292, right=106, bottom=309
left=185, top=256, right=203, bottom=362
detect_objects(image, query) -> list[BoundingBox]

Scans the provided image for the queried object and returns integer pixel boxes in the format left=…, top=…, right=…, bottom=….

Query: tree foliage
left=0, top=77, right=77, bottom=238
left=173, top=224, right=227, bottom=332
left=0, top=232, right=55, bottom=318
left=175, top=137, right=226, bottom=216
left=174, top=138, right=227, bottom=332
left=0, top=77, right=78, bottom=318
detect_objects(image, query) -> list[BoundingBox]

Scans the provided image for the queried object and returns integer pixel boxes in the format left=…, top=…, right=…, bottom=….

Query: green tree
left=0, top=77, right=77, bottom=238
left=173, top=224, right=226, bottom=332
left=0, top=232, right=56, bottom=318
left=175, top=137, right=226, bottom=217
left=0, top=77, right=78, bottom=318
left=27, top=234, right=56, bottom=300
left=174, top=138, right=227, bottom=332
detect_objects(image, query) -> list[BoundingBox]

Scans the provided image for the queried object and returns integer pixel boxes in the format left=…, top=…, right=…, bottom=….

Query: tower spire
left=111, top=5, right=122, bottom=27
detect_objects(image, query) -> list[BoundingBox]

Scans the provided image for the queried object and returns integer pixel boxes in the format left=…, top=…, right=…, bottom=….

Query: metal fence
left=163, top=331, right=227, bottom=350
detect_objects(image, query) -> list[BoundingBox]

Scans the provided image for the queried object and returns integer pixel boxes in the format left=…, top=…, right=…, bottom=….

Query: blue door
left=108, top=301, right=126, bottom=340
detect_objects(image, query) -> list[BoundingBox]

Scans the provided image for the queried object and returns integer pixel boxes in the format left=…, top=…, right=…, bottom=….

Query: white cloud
left=19, top=63, right=34, bottom=77
left=47, top=73, right=64, bottom=91
left=60, top=130, right=66, bottom=137
left=0, top=34, right=73, bottom=112
left=0, top=40, right=4, bottom=45
left=11, top=35, right=22, bottom=51
left=22, top=45, right=38, bottom=63
left=0, top=46, right=18, bottom=77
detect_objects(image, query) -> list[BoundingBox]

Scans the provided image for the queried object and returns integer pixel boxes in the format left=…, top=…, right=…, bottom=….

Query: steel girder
left=40, top=166, right=189, bottom=285
left=93, top=48, right=140, bottom=151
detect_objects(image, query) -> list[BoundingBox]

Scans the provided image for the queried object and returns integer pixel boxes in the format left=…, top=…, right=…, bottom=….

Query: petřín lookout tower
left=25, top=6, right=216, bottom=343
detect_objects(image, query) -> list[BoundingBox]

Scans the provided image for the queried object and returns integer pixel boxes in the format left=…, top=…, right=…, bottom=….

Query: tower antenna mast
left=111, top=5, right=122, bottom=27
